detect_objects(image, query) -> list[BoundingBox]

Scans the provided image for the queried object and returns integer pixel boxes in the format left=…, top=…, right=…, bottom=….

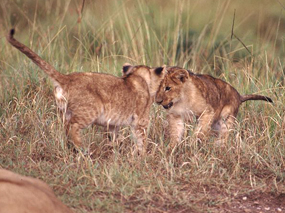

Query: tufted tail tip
left=9, top=29, right=15, bottom=38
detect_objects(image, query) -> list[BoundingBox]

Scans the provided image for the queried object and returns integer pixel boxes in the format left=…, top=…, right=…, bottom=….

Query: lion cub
left=7, top=29, right=166, bottom=154
left=156, top=66, right=272, bottom=147
left=0, top=169, right=73, bottom=213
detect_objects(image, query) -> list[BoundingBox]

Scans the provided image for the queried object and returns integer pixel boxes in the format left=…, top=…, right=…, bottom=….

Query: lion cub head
left=155, top=66, right=193, bottom=109
left=122, top=63, right=167, bottom=96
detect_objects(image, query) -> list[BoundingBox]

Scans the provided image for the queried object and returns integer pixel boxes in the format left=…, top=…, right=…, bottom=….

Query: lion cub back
left=0, top=169, right=73, bottom=213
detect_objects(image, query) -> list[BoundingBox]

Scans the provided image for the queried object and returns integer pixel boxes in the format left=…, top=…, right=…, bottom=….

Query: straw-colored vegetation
left=0, top=0, right=284, bottom=212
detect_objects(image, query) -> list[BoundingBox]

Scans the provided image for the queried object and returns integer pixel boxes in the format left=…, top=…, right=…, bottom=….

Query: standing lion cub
left=155, top=66, right=272, bottom=148
left=7, top=29, right=166, bottom=154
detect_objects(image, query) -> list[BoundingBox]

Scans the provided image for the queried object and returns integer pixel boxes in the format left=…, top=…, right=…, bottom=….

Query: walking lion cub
left=7, top=29, right=166, bottom=154
left=155, top=66, right=272, bottom=148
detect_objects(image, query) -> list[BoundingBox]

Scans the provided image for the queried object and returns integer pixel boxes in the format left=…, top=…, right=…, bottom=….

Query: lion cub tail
left=240, top=94, right=273, bottom=103
left=6, top=29, right=67, bottom=85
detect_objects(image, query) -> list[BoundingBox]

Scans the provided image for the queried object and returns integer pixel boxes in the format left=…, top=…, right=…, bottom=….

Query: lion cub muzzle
left=156, top=96, right=173, bottom=109
left=162, top=101, right=173, bottom=109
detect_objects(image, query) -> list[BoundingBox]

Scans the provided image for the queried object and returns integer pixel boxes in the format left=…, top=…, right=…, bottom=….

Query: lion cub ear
left=153, top=66, right=166, bottom=75
left=122, top=63, right=133, bottom=76
left=172, top=69, right=189, bottom=83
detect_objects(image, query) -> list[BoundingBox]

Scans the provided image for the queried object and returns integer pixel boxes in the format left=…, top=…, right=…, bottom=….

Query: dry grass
left=0, top=0, right=284, bottom=212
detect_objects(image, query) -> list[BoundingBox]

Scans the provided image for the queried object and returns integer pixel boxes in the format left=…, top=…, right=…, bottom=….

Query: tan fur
left=0, top=169, right=72, bottom=213
left=156, top=66, right=273, bottom=147
left=7, top=29, right=166, bottom=154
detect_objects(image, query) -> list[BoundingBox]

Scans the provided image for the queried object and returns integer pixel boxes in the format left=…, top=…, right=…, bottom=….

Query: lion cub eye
left=165, top=86, right=171, bottom=91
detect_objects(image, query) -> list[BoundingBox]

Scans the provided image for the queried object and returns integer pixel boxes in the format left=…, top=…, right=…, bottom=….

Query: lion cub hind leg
left=213, top=105, right=238, bottom=145
left=212, top=116, right=236, bottom=146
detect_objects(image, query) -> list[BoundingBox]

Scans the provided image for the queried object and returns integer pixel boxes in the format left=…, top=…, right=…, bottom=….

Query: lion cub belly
left=95, top=111, right=135, bottom=127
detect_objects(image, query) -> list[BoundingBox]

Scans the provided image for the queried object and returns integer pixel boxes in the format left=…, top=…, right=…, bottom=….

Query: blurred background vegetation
left=1, top=0, right=284, bottom=70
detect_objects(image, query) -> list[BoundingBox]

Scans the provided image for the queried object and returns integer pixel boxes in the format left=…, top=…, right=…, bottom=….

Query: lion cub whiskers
left=7, top=29, right=166, bottom=155
left=156, top=66, right=272, bottom=148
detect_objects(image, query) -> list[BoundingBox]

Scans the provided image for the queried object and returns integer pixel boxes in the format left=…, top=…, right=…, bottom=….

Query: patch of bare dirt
left=221, top=192, right=285, bottom=213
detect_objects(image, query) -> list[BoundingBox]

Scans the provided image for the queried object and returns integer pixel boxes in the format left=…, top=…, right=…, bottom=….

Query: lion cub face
left=156, top=67, right=192, bottom=109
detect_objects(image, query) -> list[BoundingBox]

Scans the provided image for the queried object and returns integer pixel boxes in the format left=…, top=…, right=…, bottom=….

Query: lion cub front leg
left=166, top=114, right=184, bottom=149
left=131, top=125, right=147, bottom=156
left=130, top=114, right=149, bottom=155
left=64, top=111, right=83, bottom=149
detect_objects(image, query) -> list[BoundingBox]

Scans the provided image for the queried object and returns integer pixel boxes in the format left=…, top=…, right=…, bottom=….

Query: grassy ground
left=0, top=0, right=284, bottom=212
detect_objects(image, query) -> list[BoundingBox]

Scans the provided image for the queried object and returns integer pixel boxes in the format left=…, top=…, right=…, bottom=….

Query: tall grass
left=0, top=0, right=284, bottom=212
